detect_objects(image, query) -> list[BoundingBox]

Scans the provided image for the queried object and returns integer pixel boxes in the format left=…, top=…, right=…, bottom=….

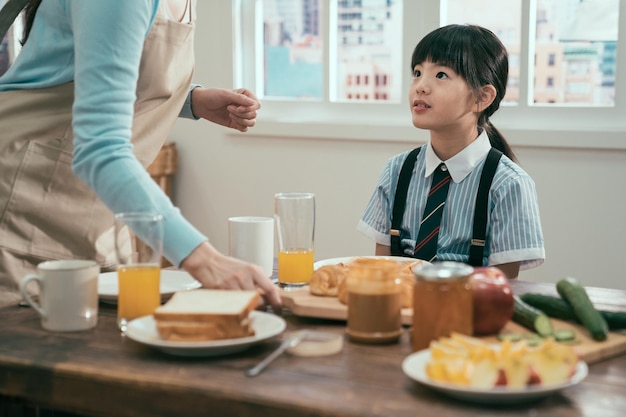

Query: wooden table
left=0, top=281, right=625, bottom=417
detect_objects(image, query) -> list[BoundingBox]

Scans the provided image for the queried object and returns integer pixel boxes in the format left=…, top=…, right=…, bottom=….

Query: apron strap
left=390, top=146, right=421, bottom=257
left=468, top=148, right=503, bottom=266
left=0, top=0, right=29, bottom=40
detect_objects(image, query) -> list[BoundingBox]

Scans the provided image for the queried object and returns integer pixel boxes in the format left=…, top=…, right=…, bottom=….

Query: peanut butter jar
left=346, top=259, right=404, bottom=344
left=411, top=262, right=474, bottom=352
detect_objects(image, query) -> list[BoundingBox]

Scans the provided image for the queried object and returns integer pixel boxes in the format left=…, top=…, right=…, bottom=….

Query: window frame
left=233, top=0, right=626, bottom=150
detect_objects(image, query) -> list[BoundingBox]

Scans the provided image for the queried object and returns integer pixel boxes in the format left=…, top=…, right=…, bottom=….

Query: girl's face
left=409, top=61, right=478, bottom=133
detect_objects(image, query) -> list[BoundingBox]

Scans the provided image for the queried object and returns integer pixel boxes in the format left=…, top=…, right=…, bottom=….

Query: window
left=262, top=0, right=324, bottom=99
left=332, top=0, right=403, bottom=103
left=259, top=0, right=402, bottom=102
left=444, top=0, right=618, bottom=107
left=234, top=0, right=626, bottom=149
left=548, top=53, right=556, bottom=66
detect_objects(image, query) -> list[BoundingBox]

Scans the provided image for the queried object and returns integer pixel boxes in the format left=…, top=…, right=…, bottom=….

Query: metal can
left=411, top=261, right=474, bottom=352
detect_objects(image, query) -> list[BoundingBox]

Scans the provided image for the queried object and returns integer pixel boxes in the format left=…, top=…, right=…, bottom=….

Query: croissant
left=399, top=260, right=427, bottom=308
left=309, top=264, right=348, bottom=297
left=337, top=275, right=348, bottom=305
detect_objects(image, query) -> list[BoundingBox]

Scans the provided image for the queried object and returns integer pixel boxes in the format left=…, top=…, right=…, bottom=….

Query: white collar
left=424, top=131, right=492, bottom=183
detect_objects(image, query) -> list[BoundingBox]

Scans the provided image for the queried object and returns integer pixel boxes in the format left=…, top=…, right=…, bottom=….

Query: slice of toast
left=156, top=319, right=254, bottom=342
left=153, top=289, right=260, bottom=341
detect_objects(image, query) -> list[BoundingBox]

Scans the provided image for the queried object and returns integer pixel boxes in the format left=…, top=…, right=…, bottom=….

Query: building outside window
left=234, top=0, right=624, bottom=148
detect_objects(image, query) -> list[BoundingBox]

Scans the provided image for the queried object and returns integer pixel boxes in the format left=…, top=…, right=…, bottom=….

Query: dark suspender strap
left=390, top=147, right=421, bottom=256
left=468, top=148, right=503, bottom=266
left=0, top=0, right=29, bottom=40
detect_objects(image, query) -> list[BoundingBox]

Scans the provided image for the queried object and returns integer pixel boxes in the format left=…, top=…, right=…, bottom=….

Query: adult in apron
left=0, top=1, right=195, bottom=306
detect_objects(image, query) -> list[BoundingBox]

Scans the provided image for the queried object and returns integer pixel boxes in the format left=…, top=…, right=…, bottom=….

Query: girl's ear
left=475, top=85, right=497, bottom=113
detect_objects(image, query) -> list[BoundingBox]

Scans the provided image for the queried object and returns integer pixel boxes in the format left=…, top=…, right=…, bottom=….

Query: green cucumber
left=519, top=293, right=576, bottom=321
left=557, top=339, right=582, bottom=346
left=512, top=295, right=554, bottom=337
left=599, top=311, right=626, bottom=330
left=497, top=333, right=524, bottom=342
left=524, top=334, right=543, bottom=346
left=521, top=293, right=626, bottom=330
left=553, top=329, right=576, bottom=342
left=556, top=277, right=609, bottom=341
left=497, top=331, right=576, bottom=345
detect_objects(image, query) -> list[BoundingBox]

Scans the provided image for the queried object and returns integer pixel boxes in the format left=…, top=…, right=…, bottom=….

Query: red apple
left=470, top=266, right=515, bottom=336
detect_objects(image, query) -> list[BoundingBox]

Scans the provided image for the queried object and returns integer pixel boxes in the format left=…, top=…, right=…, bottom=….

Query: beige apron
left=0, top=0, right=196, bottom=306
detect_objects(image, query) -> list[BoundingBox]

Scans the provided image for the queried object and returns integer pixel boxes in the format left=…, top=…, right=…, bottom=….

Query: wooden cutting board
left=491, top=320, right=626, bottom=365
left=279, top=287, right=626, bottom=365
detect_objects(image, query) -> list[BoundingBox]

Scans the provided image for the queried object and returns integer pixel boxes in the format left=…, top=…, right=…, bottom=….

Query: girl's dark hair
left=20, top=0, right=42, bottom=46
left=411, top=24, right=517, bottom=162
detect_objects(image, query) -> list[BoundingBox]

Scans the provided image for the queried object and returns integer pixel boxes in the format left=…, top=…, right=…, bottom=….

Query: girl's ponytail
left=483, top=120, right=517, bottom=163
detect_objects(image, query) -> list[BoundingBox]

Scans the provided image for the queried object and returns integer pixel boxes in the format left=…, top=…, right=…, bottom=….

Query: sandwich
left=153, top=289, right=260, bottom=342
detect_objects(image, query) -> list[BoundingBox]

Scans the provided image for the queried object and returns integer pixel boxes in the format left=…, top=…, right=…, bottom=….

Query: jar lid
left=412, top=261, right=473, bottom=282
left=286, top=331, right=343, bottom=357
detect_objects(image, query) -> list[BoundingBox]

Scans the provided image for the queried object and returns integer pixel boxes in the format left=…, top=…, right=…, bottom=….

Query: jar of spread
left=346, top=258, right=404, bottom=344
left=411, top=262, right=474, bottom=352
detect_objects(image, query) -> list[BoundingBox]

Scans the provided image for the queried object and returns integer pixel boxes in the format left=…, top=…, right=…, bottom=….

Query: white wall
left=170, top=2, right=626, bottom=290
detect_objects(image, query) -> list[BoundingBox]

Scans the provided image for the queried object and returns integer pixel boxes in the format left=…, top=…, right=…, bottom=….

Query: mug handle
left=20, top=274, right=46, bottom=318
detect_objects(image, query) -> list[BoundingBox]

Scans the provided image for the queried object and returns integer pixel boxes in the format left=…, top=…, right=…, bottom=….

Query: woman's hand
left=180, top=241, right=282, bottom=313
left=191, top=87, right=261, bottom=132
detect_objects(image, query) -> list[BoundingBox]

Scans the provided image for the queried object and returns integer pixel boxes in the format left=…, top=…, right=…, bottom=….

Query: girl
left=357, top=24, right=544, bottom=279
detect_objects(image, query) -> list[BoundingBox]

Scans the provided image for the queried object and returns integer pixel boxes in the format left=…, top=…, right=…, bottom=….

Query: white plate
left=125, top=311, right=286, bottom=357
left=402, top=349, right=588, bottom=404
left=314, top=256, right=430, bottom=270
left=98, top=270, right=201, bottom=304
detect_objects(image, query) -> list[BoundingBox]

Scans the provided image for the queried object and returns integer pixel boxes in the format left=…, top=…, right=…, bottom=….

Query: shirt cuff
left=161, top=205, right=208, bottom=267
left=357, top=220, right=390, bottom=246
left=179, top=84, right=203, bottom=120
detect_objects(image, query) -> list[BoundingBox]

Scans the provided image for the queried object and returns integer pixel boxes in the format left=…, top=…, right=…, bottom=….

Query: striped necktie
left=413, top=163, right=452, bottom=262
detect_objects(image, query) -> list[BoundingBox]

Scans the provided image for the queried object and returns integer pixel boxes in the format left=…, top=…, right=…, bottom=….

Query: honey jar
left=411, top=262, right=474, bottom=351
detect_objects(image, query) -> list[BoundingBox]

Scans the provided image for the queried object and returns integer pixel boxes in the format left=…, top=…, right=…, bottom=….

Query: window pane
left=534, top=0, right=618, bottom=106
left=443, top=0, right=522, bottom=105
left=263, top=0, right=324, bottom=100
left=444, top=0, right=619, bottom=108
left=333, top=0, right=403, bottom=102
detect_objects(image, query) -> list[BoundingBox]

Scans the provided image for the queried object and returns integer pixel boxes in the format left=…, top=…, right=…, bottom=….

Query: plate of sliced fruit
left=402, top=333, right=588, bottom=404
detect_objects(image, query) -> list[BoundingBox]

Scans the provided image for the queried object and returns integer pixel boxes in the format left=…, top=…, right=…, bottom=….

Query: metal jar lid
left=412, top=261, right=473, bottom=282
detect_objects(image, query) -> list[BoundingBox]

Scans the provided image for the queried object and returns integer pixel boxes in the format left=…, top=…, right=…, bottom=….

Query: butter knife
left=245, top=331, right=307, bottom=377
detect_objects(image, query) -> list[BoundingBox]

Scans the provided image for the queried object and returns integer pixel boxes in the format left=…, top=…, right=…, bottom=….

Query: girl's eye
left=436, top=72, right=449, bottom=79
left=413, top=69, right=421, bottom=78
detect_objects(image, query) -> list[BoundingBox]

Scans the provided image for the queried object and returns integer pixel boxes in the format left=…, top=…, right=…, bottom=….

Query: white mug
left=228, top=216, right=275, bottom=277
left=20, top=260, right=100, bottom=332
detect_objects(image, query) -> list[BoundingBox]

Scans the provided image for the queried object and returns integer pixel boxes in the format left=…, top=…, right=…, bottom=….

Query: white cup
left=228, top=216, right=275, bottom=277
left=20, top=260, right=100, bottom=332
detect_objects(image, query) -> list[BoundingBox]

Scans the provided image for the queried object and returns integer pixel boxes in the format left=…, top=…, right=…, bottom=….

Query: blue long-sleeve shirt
left=0, top=0, right=207, bottom=266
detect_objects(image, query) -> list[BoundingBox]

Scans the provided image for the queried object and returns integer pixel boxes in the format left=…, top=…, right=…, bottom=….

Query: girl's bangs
left=411, top=29, right=468, bottom=75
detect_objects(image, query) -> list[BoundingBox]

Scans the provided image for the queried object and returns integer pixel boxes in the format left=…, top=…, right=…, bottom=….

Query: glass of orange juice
left=114, top=212, right=163, bottom=332
left=275, top=192, right=315, bottom=289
